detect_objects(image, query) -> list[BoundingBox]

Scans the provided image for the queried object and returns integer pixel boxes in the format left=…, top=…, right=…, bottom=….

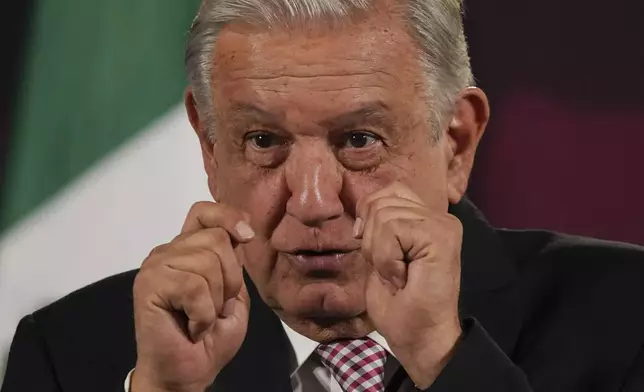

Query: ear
left=185, top=87, right=219, bottom=200
left=445, top=87, right=490, bottom=204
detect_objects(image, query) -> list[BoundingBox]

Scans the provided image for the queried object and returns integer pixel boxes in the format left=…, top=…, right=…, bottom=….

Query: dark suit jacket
left=3, top=199, right=644, bottom=392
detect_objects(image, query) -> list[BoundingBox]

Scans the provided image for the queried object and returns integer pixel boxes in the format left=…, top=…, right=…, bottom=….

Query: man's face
left=189, top=10, right=483, bottom=336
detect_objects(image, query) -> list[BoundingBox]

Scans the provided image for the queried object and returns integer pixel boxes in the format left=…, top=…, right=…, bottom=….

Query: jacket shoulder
left=497, top=229, right=644, bottom=382
left=30, top=269, right=139, bottom=389
left=34, top=269, right=138, bottom=321
left=497, top=228, right=644, bottom=270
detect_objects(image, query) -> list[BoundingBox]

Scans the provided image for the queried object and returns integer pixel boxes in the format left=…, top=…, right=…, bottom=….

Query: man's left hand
left=355, top=182, right=463, bottom=389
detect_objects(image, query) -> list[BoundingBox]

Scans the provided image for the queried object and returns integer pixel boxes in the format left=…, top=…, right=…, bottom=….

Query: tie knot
left=316, top=338, right=387, bottom=392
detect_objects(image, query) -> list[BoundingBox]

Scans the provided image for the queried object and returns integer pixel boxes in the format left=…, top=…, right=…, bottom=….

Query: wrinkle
left=255, top=86, right=387, bottom=93
left=231, top=70, right=394, bottom=81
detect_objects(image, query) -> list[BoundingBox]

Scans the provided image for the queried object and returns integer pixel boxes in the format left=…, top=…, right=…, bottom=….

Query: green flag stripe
left=1, top=0, right=200, bottom=232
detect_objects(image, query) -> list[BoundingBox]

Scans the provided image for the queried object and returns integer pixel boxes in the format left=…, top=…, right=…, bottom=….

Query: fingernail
left=353, top=217, right=363, bottom=238
left=235, top=221, right=255, bottom=240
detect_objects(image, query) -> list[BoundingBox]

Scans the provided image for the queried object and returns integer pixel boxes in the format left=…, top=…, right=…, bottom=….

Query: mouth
left=287, top=249, right=353, bottom=274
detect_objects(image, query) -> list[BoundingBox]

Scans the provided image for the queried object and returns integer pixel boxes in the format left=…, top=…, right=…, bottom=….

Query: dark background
left=1, top=0, right=643, bottom=244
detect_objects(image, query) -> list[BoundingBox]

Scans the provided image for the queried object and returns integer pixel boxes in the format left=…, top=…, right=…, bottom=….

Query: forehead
left=210, top=12, right=426, bottom=117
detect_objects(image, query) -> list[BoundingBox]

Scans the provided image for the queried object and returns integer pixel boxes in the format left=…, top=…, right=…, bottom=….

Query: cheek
left=342, top=170, right=397, bottom=211
left=216, top=156, right=287, bottom=228
left=228, top=171, right=287, bottom=294
left=406, top=153, right=450, bottom=210
left=365, top=151, right=448, bottom=210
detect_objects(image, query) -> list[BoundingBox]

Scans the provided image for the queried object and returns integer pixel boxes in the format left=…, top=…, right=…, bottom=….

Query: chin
left=278, top=279, right=367, bottom=320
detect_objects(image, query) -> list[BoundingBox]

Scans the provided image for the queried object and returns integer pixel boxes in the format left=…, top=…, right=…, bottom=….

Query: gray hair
left=185, top=0, right=473, bottom=141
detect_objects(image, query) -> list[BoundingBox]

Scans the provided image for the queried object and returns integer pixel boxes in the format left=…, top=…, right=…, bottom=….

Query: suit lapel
left=208, top=276, right=292, bottom=392
left=449, top=198, right=523, bottom=355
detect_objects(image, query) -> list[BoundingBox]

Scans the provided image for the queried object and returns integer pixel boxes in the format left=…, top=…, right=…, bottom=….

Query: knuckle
left=208, top=228, right=230, bottom=245
left=140, top=254, right=161, bottom=271
left=186, top=201, right=215, bottom=221
left=200, top=256, right=223, bottom=287
left=368, top=196, right=394, bottom=217
left=191, top=201, right=212, bottom=213
left=446, top=215, right=463, bottom=234
left=132, top=271, right=147, bottom=294
left=388, top=217, right=407, bottom=232
left=226, top=268, right=243, bottom=289
left=171, top=231, right=189, bottom=243
left=183, top=275, right=210, bottom=301
left=147, top=243, right=169, bottom=258
left=195, top=247, right=218, bottom=263
left=193, top=299, right=216, bottom=321
left=370, top=198, right=385, bottom=213
left=374, top=205, right=397, bottom=225
left=372, top=208, right=386, bottom=226
left=133, top=269, right=159, bottom=300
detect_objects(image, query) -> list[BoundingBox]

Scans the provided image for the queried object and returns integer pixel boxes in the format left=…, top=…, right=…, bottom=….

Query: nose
left=285, top=140, right=344, bottom=226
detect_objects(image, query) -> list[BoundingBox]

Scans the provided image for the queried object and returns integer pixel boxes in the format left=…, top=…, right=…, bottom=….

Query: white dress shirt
left=124, top=322, right=400, bottom=391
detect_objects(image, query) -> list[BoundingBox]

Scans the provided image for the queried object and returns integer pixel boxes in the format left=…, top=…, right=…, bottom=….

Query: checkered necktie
left=316, top=338, right=387, bottom=392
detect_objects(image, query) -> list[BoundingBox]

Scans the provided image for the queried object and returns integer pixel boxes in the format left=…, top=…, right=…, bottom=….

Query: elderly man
left=3, top=0, right=644, bottom=391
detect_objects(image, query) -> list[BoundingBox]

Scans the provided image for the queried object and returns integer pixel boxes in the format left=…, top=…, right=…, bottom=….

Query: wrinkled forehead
left=209, top=15, right=427, bottom=121
left=211, top=0, right=413, bottom=57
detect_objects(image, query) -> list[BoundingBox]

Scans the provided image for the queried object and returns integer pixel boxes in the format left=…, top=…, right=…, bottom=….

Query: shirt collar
left=280, top=320, right=396, bottom=378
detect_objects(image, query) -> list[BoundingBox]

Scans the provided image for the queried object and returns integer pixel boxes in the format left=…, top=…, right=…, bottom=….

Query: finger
left=181, top=201, right=255, bottom=243
left=158, top=251, right=225, bottom=314
left=355, top=182, right=424, bottom=226
left=365, top=221, right=413, bottom=290
left=361, top=199, right=425, bottom=244
left=211, top=281, right=251, bottom=345
left=148, top=243, right=171, bottom=257
left=360, top=200, right=423, bottom=268
left=356, top=196, right=422, bottom=239
left=405, top=216, right=463, bottom=292
left=361, top=204, right=424, bottom=287
left=367, top=208, right=425, bottom=288
left=157, top=268, right=218, bottom=343
left=169, top=228, right=244, bottom=300
left=362, top=203, right=418, bottom=261
left=371, top=231, right=407, bottom=289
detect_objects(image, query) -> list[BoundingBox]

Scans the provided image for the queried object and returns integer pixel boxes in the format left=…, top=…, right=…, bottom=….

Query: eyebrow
left=317, top=101, right=393, bottom=131
left=227, top=101, right=393, bottom=130
left=228, top=103, right=284, bottom=125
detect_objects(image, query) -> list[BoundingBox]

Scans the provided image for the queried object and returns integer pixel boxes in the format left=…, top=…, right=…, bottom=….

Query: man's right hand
left=131, top=201, right=255, bottom=392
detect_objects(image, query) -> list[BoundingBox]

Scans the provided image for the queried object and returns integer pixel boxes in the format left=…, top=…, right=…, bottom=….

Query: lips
left=286, top=249, right=354, bottom=274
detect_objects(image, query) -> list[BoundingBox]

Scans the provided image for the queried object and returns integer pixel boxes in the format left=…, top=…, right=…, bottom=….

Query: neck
left=277, top=310, right=375, bottom=342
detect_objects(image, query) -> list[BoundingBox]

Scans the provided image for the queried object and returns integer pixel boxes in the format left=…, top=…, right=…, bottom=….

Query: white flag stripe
left=0, top=104, right=211, bottom=375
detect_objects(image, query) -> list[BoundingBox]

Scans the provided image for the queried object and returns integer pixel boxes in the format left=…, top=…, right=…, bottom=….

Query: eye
left=246, top=132, right=283, bottom=149
left=343, top=131, right=380, bottom=149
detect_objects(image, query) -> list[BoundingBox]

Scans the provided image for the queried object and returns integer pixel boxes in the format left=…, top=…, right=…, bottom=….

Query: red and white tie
left=316, top=338, right=387, bottom=392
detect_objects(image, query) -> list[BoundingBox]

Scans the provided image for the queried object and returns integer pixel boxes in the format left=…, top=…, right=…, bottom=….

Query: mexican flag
left=0, top=0, right=212, bottom=375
